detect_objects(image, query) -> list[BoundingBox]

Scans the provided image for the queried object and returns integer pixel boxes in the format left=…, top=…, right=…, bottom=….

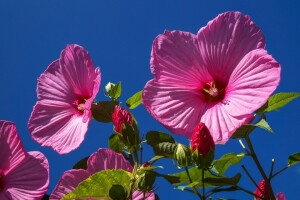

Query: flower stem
left=202, top=168, right=205, bottom=199
left=272, top=166, right=288, bottom=179
left=184, top=167, right=203, bottom=200
left=245, top=136, right=275, bottom=200
left=241, top=165, right=262, bottom=193
left=235, top=185, right=262, bottom=199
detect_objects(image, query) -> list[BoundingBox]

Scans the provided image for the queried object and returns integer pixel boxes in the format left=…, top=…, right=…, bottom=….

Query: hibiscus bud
left=109, top=184, right=128, bottom=200
left=191, top=122, right=215, bottom=156
left=112, top=105, right=133, bottom=134
left=174, top=144, right=192, bottom=168
left=254, top=180, right=271, bottom=200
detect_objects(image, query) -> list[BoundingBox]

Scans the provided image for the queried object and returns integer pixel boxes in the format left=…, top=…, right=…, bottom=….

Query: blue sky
left=1, top=1, right=300, bottom=199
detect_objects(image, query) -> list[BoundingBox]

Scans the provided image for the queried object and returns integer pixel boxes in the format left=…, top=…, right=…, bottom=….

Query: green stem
left=272, top=166, right=288, bottom=179
left=241, top=165, right=262, bottom=193
left=245, top=136, right=275, bottom=200
left=184, top=167, right=203, bottom=200
left=235, top=185, right=262, bottom=199
left=202, top=168, right=205, bottom=199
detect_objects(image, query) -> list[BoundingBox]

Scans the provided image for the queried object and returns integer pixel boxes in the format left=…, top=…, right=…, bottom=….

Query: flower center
left=73, top=98, right=87, bottom=112
left=202, top=80, right=225, bottom=102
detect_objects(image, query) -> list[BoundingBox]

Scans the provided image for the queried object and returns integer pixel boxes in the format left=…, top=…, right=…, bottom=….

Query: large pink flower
left=143, top=12, right=281, bottom=143
left=28, top=44, right=101, bottom=154
left=0, top=120, right=49, bottom=200
left=50, top=148, right=155, bottom=200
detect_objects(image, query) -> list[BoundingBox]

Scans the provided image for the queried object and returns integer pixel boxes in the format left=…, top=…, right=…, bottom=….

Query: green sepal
left=91, top=101, right=118, bottom=123
left=213, top=153, right=245, bottom=176
left=192, top=149, right=215, bottom=169
left=256, top=92, right=300, bottom=114
left=122, top=123, right=140, bottom=153
left=109, top=133, right=125, bottom=153
left=62, top=169, right=132, bottom=200
left=126, top=90, right=143, bottom=109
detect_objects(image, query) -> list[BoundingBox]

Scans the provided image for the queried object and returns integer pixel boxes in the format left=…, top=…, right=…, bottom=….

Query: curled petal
left=87, top=148, right=133, bottom=174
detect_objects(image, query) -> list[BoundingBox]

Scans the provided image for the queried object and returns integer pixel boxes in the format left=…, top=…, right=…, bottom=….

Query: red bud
left=191, top=122, right=215, bottom=156
left=112, top=105, right=133, bottom=133
left=254, top=180, right=271, bottom=200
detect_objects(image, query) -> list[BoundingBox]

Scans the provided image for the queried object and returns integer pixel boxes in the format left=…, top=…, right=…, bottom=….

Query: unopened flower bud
left=112, top=105, right=133, bottom=134
left=254, top=180, right=271, bottom=200
left=191, top=122, right=215, bottom=156
left=174, top=144, right=192, bottom=168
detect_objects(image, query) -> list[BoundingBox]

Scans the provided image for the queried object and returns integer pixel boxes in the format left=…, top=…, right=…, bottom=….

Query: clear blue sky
left=1, top=1, right=299, bottom=199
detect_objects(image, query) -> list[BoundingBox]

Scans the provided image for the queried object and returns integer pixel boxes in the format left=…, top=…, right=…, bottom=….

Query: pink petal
left=197, top=11, right=265, bottom=81
left=201, top=104, right=253, bottom=143
left=150, top=30, right=212, bottom=88
left=2, top=152, right=49, bottom=200
left=60, top=44, right=100, bottom=99
left=132, top=190, right=155, bottom=200
left=28, top=103, right=89, bottom=154
left=143, top=80, right=208, bottom=137
left=0, top=121, right=26, bottom=174
left=50, top=169, right=90, bottom=200
left=225, top=49, right=281, bottom=116
left=87, top=148, right=133, bottom=174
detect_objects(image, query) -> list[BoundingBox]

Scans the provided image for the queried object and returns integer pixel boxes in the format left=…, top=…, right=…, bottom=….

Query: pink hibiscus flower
left=28, top=44, right=101, bottom=154
left=0, top=120, right=49, bottom=200
left=143, top=11, right=281, bottom=143
left=50, top=148, right=155, bottom=200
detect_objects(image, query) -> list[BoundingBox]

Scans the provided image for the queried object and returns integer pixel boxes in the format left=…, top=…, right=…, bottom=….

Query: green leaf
left=73, top=156, right=89, bottom=170
left=231, top=117, right=273, bottom=138
left=126, top=90, right=143, bottom=109
left=153, top=142, right=177, bottom=158
left=213, top=153, right=245, bottom=176
left=160, top=167, right=241, bottom=188
left=288, top=152, right=300, bottom=167
left=109, top=134, right=124, bottom=153
left=149, top=155, right=165, bottom=163
left=91, top=101, right=117, bottom=123
left=256, top=92, right=300, bottom=114
left=106, top=82, right=122, bottom=100
left=146, top=131, right=176, bottom=147
left=62, top=169, right=132, bottom=200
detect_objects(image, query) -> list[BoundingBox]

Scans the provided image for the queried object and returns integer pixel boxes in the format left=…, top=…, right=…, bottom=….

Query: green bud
left=136, top=171, right=156, bottom=193
left=174, top=144, right=192, bottom=168
left=109, top=184, right=128, bottom=200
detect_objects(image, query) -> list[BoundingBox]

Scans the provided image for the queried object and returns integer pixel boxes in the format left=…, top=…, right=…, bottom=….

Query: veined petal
left=0, top=121, right=26, bottom=174
left=197, top=11, right=265, bottom=81
left=87, top=148, right=133, bottom=174
left=132, top=190, right=155, bottom=200
left=201, top=104, right=253, bottom=143
left=28, top=103, right=89, bottom=154
left=50, top=169, right=90, bottom=200
left=60, top=44, right=100, bottom=98
left=151, top=30, right=212, bottom=88
left=224, top=49, right=281, bottom=116
left=3, top=152, right=49, bottom=200
left=143, top=80, right=208, bottom=138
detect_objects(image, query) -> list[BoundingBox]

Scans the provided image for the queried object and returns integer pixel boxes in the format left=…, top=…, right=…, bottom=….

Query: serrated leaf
left=153, top=142, right=177, bottom=158
left=62, top=169, right=132, bottom=200
left=256, top=92, right=300, bottom=114
left=213, top=153, right=245, bottom=176
left=288, top=152, right=300, bottom=167
left=232, top=117, right=273, bottom=139
left=126, top=90, right=142, bottom=109
left=109, top=133, right=124, bottom=153
left=160, top=167, right=241, bottom=188
left=73, top=156, right=89, bottom=170
left=146, top=131, right=176, bottom=147
left=91, top=101, right=117, bottom=123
